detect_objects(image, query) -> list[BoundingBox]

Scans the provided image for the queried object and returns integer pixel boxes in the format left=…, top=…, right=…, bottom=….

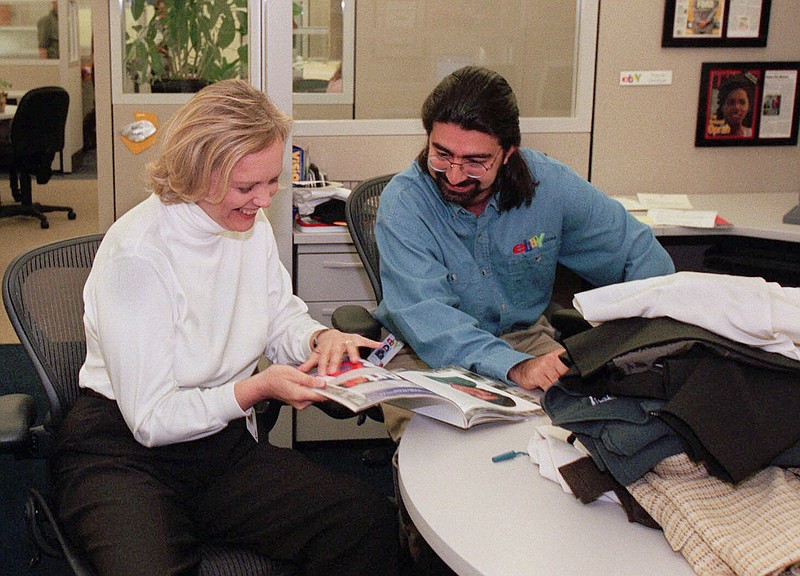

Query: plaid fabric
left=627, top=453, right=800, bottom=576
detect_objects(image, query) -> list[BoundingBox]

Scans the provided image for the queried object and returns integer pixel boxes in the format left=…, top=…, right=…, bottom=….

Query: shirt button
left=481, top=269, right=487, bottom=276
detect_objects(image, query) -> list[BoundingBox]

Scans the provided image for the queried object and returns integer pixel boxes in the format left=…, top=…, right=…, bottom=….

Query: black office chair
left=1, top=235, right=294, bottom=576
left=330, top=174, right=394, bottom=342
left=0, top=86, right=76, bottom=229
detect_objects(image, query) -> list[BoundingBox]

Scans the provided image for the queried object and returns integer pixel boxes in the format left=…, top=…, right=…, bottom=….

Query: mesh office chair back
left=3, top=234, right=101, bottom=429
left=344, top=174, right=396, bottom=304
left=2, top=235, right=295, bottom=576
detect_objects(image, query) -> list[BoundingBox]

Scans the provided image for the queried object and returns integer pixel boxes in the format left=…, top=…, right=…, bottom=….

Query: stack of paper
left=612, top=194, right=732, bottom=228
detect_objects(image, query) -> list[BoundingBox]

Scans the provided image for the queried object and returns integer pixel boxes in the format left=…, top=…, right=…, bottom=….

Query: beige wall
left=591, top=1, right=800, bottom=196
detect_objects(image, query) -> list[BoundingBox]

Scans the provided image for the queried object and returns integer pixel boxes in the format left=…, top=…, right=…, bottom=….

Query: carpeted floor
left=0, top=342, right=395, bottom=575
left=0, top=148, right=101, bottom=345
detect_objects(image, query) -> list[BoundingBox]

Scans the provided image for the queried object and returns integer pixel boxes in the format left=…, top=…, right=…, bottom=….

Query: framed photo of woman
left=695, top=61, right=800, bottom=147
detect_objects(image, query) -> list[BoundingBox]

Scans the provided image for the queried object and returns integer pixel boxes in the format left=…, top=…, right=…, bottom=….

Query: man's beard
left=433, top=171, right=485, bottom=207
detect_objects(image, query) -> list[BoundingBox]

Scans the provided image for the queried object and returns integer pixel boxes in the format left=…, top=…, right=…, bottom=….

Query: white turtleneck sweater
left=80, top=194, right=325, bottom=447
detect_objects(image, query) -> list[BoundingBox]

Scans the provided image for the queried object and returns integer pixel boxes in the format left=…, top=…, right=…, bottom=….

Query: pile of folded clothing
left=535, top=272, right=800, bottom=576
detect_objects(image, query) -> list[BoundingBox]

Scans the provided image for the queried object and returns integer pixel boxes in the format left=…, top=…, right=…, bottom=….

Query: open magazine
left=314, top=360, right=543, bottom=429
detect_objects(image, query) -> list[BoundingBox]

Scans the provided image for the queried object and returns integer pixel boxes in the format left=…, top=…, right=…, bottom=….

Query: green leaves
left=123, top=0, right=249, bottom=87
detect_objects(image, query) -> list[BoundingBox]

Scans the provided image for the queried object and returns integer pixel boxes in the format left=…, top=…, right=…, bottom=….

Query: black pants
left=53, top=392, right=399, bottom=576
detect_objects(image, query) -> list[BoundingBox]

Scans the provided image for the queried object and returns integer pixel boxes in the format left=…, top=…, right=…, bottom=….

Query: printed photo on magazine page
left=314, top=360, right=542, bottom=429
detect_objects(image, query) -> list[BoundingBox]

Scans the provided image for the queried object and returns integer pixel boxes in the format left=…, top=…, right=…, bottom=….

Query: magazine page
left=314, top=360, right=441, bottom=412
left=397, top=366, right=541, bottom=425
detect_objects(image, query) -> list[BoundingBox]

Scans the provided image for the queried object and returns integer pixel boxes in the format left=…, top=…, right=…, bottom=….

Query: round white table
left=397, top=415, right=695, bottom=576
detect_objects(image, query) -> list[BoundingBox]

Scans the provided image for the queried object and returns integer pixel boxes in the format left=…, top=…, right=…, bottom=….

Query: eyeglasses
left=427, top=149, right=502, bottom=179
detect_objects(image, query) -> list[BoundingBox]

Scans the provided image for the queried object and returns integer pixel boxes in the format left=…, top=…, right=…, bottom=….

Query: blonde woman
left=53, top=80, right=395, bottom=576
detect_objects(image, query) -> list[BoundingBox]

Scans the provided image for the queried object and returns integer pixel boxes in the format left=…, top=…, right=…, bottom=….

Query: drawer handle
left=323, top=262, right=365, bottom=269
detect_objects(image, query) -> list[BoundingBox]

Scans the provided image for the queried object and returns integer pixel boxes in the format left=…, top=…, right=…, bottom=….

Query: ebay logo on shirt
left=512, top=233, right=545, bottom=254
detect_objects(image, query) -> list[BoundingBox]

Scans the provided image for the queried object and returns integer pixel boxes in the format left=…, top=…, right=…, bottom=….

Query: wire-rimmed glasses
left=427, top=149, right=502, bottom=179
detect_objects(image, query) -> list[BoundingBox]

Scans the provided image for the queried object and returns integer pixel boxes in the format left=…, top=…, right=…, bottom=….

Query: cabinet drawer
left=296, top=252, right=374, bottom=302
left=306, top=300, right=376, bottom=327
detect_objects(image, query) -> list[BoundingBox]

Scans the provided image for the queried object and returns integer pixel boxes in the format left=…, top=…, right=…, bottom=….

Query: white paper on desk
left=612, top=196, right=646, bottom=211
left=648, top=208, right=718, bottom=228
left=637, top=193, right=693, bottom=210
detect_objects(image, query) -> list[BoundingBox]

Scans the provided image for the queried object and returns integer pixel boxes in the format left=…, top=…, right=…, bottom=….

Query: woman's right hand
left=234, top=364, right=327, bottom=411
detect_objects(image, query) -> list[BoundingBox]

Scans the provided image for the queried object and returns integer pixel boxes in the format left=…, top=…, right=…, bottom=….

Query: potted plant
left=0, top=78, right=10, bottom=113
left=124, top=0, right=249, bottom=93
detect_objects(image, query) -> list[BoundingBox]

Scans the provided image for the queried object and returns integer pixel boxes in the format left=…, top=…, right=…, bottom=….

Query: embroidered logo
left=512, top=233, right=545, bottom=254
left=588, top=395, right=616, bottom=406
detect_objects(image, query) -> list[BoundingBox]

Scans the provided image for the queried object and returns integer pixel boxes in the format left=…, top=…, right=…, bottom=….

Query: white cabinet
left=293, top=225, right=388, bottom=442
left=293, top=225, right=375, bottom=325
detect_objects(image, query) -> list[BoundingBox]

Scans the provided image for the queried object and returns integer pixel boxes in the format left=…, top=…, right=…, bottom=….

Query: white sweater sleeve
left=87, top=252, right=246, bottom=447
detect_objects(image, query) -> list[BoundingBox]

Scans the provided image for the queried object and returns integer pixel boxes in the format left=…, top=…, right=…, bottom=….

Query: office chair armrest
left=331, top=304, right=382, bottom=342
left=315, top=401, right=385, bottom=424
left=0, top=393, right=37, bottom=452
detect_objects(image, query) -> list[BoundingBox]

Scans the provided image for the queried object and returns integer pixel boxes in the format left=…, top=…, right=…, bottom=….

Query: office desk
left=0, top=104, right=17, bottom=121
left=397, top=415, right=695, bottom=576
left=650, top=192, right=800, bottom=243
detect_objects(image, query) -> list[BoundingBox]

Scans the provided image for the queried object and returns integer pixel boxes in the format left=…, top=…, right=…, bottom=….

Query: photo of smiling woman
left=705, top=70, right=760, bottom=139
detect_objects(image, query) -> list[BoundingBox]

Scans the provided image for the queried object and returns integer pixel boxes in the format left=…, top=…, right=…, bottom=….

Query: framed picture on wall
left=662, top=0, right=772, bottom=47
left=695, top=61, right=800, bottom=147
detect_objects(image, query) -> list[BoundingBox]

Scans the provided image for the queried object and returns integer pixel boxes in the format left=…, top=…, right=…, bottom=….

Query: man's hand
left=507, top=349, right=569, bottom=391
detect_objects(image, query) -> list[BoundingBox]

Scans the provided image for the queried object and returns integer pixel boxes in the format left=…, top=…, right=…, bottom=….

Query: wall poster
left=663, top=0, right=771, bottom=47
left=695, top=61, right=800, bottom=147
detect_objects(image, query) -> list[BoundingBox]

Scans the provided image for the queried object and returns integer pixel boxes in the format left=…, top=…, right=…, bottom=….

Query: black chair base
left=0, top=202, right=76, bottom=229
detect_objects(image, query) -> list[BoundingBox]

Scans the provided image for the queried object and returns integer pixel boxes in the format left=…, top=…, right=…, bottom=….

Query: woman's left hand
left=298, top=329, right=381, bottom=375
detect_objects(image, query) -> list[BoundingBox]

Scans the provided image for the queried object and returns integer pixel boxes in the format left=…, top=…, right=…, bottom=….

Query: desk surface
left=0, top=104, right=17, bottom=121
left=651, top=192, right=800, bottom=243
left=398, top=415, right=695, bottom=576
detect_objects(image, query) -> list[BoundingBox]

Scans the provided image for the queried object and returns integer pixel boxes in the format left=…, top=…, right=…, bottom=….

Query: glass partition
left=292, top=0, right=354, bottom=114
left=292, top=0, right=598, bottom=134
left=119, top=0, right=250, bottom=96
left=0, top=0, right=60, bottom=59
left=108, top=0, right=597, bottom=133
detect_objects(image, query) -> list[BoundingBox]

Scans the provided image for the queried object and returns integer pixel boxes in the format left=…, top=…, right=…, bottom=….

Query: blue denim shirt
left=374, top=148, right=674, bottom=384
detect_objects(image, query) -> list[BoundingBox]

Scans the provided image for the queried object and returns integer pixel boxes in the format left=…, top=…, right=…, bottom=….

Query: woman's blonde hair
left=147, top=79, right=291, bottom=204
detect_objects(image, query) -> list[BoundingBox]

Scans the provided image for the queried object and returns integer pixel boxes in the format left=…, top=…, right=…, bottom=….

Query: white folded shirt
left=572, top=271, right=800, bottom=361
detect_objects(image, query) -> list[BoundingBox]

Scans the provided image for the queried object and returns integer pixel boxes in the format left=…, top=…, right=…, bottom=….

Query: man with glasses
left=374, top=65, right=674, bottom=434
left=373, top=66, right=674, bottom=575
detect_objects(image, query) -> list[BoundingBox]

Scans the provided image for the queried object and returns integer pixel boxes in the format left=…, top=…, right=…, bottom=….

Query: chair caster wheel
left=40, top=220, right=49, bottom=229
left=68, top=211, right=76, bottom=220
